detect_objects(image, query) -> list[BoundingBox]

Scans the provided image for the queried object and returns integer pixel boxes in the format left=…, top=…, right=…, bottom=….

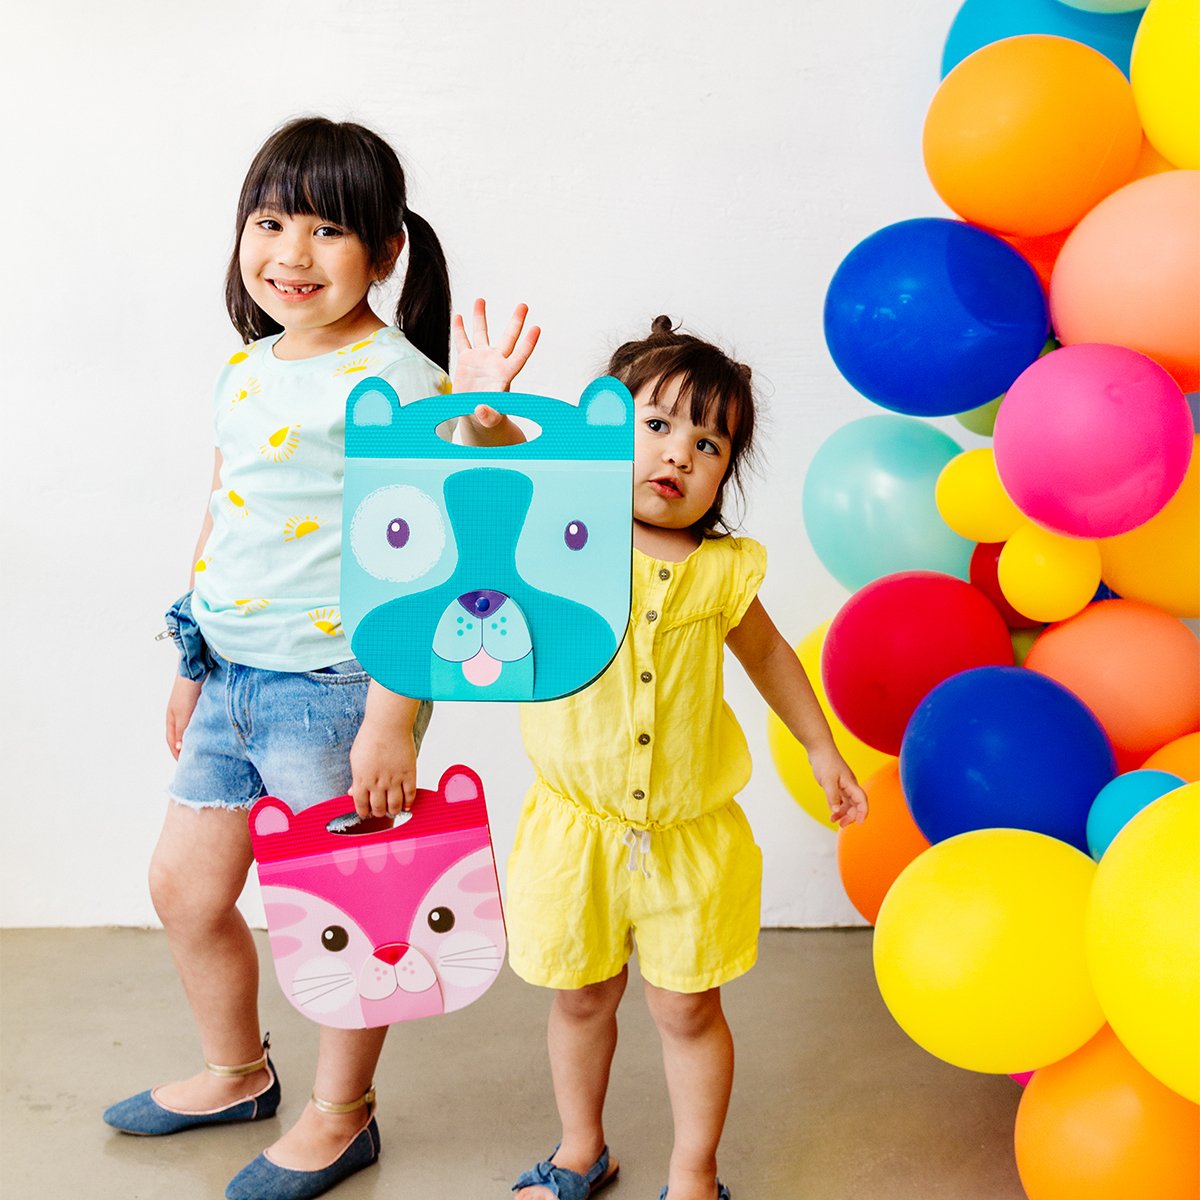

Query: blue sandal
left=658, top=1184, right=731, bottom=1199
left=103, top=1037, right=280, bottom=1136
left=513, top=1145, right=619, bottom=1198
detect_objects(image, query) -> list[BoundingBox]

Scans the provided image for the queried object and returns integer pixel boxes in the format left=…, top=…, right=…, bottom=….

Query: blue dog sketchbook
left=341, top=377, right=634, bottom=702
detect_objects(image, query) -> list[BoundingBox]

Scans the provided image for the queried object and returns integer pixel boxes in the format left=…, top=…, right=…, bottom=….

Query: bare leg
left=516, top=966, right=628, bottom=1199
left=148, top=803, right=269, bottom=1111
left=643, top=982, right=733, bottom=1200
left=264, top=1025, right=387, bottom=1171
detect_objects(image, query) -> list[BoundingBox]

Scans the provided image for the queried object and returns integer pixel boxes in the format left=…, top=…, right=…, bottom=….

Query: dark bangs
left=607, top=317, right=758, bottom=537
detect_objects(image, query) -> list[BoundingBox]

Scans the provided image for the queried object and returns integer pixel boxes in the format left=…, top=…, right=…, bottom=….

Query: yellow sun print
left=235, top=598, right=270, bottom=617
left=225, top=489, right=249, bottom=518
left=307, top=608, right=342, bottom=636
left=194, top=556, right=211, bottom=573
left=334, top=357, right=377, bottom=377
left=338, top=333, right=378, bottom=355
left=231, top=377, right=262, bottom=406
left=436, top=374, right=452, bottom=395
left=228, top=350, right=249, bottom=365
left=260, top=424, right=302, bottom=462
left=284, top=515, right=320, bottom=541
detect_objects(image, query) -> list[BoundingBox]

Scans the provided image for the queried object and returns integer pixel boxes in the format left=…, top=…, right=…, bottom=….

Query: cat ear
left=440, top=765, right=483, bottom=804
left=251, top=798, right=294, bottom=838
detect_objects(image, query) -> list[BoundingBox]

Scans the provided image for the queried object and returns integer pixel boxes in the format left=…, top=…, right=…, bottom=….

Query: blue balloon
left=824, top=219, right=1049, bottom=417
left=900, top=666, right=1117, bottom=851
left=1086, top=769, right=1183, bottom=860
left=802, top=416, right=972, bottom=591
left=943, top=0, right=1143, bottom=79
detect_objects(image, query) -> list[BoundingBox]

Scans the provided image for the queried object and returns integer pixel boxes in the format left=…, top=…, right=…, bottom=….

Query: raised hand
left=452, top=298, right=540, bottom=395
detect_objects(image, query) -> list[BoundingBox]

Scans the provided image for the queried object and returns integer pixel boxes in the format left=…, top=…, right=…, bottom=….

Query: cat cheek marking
left=473, top=896, right=503, bottom=921
left=270, top=934, right=304, bottom=958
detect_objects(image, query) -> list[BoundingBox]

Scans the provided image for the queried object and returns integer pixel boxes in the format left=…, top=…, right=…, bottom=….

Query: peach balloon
left=1141, top=731, right=1200, bottom=781
left=1026, top=600, right=1200, bottom=771
left=837, top=763, right=931, bottom=925
left=1051, top=171, right=1200, bottom=392
left=1100, top=434, right=1200, bottom=617
left=924, top=36, right=1141, bottom=236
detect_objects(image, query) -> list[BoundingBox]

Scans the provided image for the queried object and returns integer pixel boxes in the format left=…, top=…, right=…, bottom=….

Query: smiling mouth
left=269, top=280, right=324, bottom=297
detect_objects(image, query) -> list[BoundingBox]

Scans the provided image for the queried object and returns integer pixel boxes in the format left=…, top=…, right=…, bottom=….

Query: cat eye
left=426, top=907, right=456, bottom=934
left=321, top=925, right=350, bottom=952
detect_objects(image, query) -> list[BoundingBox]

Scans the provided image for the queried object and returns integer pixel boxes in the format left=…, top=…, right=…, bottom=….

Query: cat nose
left=373, top=943, right=411, bottom=966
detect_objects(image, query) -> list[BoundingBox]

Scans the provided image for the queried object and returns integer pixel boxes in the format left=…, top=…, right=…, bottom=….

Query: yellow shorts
left=505, top=781, right=763, bottom=993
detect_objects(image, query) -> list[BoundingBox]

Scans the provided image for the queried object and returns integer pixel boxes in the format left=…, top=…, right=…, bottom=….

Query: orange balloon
left=1015, top=1025, right=1200, bottom=1200
left=837, top=762, right=930, bottom=925
left=1026, top=600, right=1200, bottom=771
left=1051, top=171, right=1200, bottom=392
left=924, top=36, right=1141, bottom=236
left=1141, top=731, right=1200, bottom=781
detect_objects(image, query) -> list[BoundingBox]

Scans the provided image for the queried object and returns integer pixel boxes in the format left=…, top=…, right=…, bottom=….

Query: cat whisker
left=439, top=962, right=501, bottom=973
left=438, top=950, right=502, bottom=964
left=293, top=976, right=356, bottom=1000
left=291, top=972, right=357, bottom=988
left=296, top=981, right=356, bottom=1007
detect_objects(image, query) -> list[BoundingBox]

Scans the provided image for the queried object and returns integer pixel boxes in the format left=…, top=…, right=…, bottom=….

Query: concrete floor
left=1, top=928, right=1025, bottom=1199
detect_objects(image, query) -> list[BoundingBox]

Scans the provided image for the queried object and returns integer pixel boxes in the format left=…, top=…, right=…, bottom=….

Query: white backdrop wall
left=2, top=0, right=966, bottom=928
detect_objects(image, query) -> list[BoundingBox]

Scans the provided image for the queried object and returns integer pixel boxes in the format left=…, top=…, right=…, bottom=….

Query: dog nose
left=459, top=589, right=508, bottom=616
left=373, top=943, right=410, bottom=966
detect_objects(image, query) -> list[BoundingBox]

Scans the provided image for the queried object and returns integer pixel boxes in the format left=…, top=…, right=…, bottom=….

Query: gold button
left=659, top=568, right=671, bottom=581
left=640, top=671, right=652, bottom=683
left=632, top=789, right=645, bottom=800
left=646, top=610, right=658, bottom=622
left=637, top=733, right=651, bottom=746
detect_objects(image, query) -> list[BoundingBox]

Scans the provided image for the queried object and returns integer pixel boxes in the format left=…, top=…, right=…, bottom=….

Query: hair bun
left=650, top=314, right=675, bottom=336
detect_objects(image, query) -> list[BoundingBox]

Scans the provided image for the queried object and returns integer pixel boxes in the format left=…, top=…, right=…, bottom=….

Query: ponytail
left=396, top=209, right=451, bottom=371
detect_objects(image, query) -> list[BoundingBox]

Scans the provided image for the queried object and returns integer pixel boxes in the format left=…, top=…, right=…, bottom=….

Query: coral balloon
left=935, top=448, right=1023, bottom=543
left=768, top=621, right=894, bottom=827
left=1131, top=0, right=1200, bottom=168
left=993, top=344, right=1193, bottom=538
left=1099, top=434, right=1200, bottom=616
left=802, top=417, right=971, bottom=591
left=1051, top=171, right=1200, bottom=392
left=900, top=666, right=1116, bottom=851
left=943, top=0, right=1143, bottom=77
left=1141, top=731, right=1200, bottom=781
left=998, top=522, right=1101, bottom=623
left=1026, top=599, right=1200, bottom=771
left=823, top=219, right=1049, bottom=416
left=1086, top=783, right=1200, bottom=1101
left=1087, top=769, right=1184, bottom=859
left=924, top=36, right=1141, bottom=235
left=1015, top=1025, right=1200, bottom=1200
left=822, top=572, right=1014, bottom=756
left=837, top=763, right=930, bottom=924
left=874, top=829, right=1103, bottom=1073
left=970, top=541, right=1041, bottom=628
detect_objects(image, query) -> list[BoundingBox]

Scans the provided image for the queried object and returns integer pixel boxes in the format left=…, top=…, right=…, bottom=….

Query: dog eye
left=321, top=925, right=349, bottom=952
left=427, top=907, right=456, bottom=934
left=564, top=521, right=588, bottom=551
left=351, top=485, right=445, bottom=582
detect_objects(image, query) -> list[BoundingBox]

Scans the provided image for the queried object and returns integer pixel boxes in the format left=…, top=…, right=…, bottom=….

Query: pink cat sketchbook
left=248, top=765, right=506, bottom=1029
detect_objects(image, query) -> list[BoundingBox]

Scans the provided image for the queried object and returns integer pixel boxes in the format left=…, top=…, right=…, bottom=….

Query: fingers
left=473, top=404, right=503, bottom=428
left=508, top=323, right=541, bottom=377
left=471, top=296, right=490, bottom=348
left=452, top=311, right=471, bottom=355
left=495, top=302, right=530, bottom=356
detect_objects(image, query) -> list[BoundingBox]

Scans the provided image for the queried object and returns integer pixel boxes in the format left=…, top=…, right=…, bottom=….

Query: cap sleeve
left=377, top=341, right=451, bottom=406
left=722, top=536, right=768, bottom=635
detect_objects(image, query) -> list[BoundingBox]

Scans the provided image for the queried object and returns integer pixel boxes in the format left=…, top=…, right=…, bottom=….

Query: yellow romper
left=507, top=535, right=767, bottom=993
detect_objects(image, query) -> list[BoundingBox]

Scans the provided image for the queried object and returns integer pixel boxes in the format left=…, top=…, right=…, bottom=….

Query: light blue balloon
left=802, top=416, right=972, bottom=592
left=1086, top=769, right=1183, bottom=860
left=943, top=0, right=1143, bottom=79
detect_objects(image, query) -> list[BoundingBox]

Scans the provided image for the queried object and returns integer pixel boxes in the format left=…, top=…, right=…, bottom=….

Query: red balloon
left=970, top=541, right=1041, bottom=629
left=821, top=571, right=1014, bottom=755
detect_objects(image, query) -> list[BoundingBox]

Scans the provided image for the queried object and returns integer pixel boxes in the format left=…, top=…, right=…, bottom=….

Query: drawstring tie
left=623, top=827, right=652, bottom=876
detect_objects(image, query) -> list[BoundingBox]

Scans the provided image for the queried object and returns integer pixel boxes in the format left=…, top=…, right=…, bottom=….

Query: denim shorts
left=169, top=653, right=433, bottom=812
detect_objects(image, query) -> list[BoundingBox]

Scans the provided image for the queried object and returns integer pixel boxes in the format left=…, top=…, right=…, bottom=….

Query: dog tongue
left=462, top=648, right=502, bottom=687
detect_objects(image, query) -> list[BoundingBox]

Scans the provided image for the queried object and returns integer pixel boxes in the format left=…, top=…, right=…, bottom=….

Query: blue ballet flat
left=658, top=1183, right=731, bottom=1200
left=103, top=1045, right=280, bottom=1136
left=513, top=1144, right=619, bottom=1198
left=224, top=1116, right=381, bottom=1200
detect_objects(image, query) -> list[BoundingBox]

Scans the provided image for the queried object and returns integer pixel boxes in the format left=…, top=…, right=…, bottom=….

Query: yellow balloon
left=1087, top=782, right=1200, bottom=1102
left=998, top=522, right=1101, bottom=623
left=1130, top=0, right=1200, bottom=168
left=767, top=619, right=893, bottom=826
left=1100, top=434, right=1200, bottom=617
left=935, top=448, right=1024, bottom=543
left=874, top=829, right=1103, bottom=1073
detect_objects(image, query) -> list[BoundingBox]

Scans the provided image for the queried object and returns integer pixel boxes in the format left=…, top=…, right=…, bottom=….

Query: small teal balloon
left=803, top=417, right=972, bottom=591
left=943, top=0, right=1143, bottom=79
left=1086, top=770, right=1183, bottom=860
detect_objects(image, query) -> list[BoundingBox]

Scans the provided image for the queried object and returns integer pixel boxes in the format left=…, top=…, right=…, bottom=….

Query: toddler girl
left=103, top=116, right=454, bottom=1200
left=457, top=309, right=869, bottom=1200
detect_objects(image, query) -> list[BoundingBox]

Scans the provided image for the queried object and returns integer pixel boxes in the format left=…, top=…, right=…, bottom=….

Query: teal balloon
left=1086, top=770, right=1183, bottom=861
left=943, top=0, right=1143, bottom=78
left=802, top=417, right=972, bottom=591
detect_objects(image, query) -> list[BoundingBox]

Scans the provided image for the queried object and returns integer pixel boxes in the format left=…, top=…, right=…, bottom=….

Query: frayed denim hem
left=166, top=790, right=257, bottom=813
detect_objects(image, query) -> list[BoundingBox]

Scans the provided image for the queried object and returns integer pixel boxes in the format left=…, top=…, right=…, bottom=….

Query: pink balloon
left=1011, top=1071, right=1036, bottom=1087
left=994, top=344, right=1193, bottom=538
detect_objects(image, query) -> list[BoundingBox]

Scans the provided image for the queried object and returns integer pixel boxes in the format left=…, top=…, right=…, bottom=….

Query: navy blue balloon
left=943, top=0, right=1142, bottom=79
left=899, top=666, right=1117, bottom=852
left=824, top=219, right=1049, bottom=417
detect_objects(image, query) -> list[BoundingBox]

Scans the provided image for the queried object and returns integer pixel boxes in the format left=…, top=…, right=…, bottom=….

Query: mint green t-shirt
left=193, top=326, right=450, bottom=671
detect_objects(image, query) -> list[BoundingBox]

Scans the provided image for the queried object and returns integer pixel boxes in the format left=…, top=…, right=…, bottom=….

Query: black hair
left=607, top=316, right=758, bottom=537
left=223, top=116, right=451, bottom=369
